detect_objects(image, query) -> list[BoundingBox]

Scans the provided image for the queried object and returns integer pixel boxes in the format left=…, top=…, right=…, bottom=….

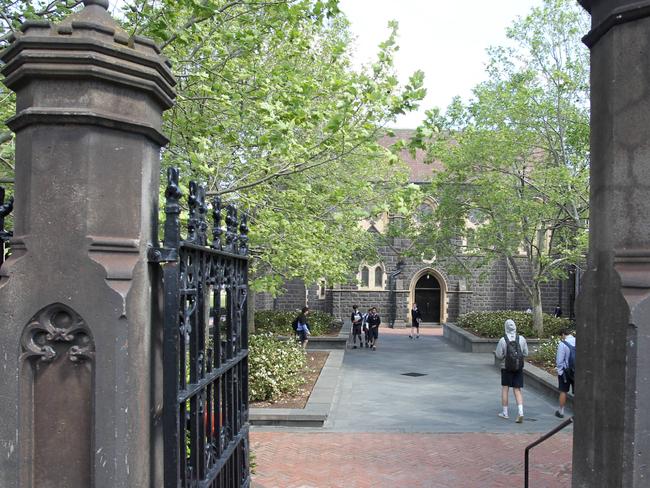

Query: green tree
left=0, top=1, right=426, bottom=294
left=408, top=0, right=589, bottom=334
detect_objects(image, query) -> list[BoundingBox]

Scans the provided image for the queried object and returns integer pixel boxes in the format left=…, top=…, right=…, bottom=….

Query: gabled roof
left=378, top=128, right=443, bottom=183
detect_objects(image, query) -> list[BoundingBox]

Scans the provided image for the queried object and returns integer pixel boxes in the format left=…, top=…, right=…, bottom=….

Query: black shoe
left=409, top=335, right=412, bottom=339
left=555, top=410, right=564, bottom=419
left=353, top=345, right=357, bottom=349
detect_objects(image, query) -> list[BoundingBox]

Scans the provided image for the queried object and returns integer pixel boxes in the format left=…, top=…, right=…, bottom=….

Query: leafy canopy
left=403, top=0, right=589, bottom=334
left=0, top=1, right=426, bottom=294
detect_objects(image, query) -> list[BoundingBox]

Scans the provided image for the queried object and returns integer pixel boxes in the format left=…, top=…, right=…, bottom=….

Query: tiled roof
left=378, top=128, right=443, bottom=183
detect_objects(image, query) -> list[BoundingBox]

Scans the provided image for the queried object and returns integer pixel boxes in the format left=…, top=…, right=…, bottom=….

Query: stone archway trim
left=409, top=267, right=448, bottom=323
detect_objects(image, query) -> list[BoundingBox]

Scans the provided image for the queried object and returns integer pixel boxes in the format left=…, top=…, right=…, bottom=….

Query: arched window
left=374, top=266, right=384, bottom=288
left=361, top=266, right=370, bottom=287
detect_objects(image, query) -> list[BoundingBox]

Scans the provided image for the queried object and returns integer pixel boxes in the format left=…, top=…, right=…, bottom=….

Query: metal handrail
left=524, top=416, right=574, bottom=488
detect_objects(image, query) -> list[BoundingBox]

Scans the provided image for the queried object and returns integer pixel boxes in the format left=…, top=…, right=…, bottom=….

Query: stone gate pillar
left=0, top=1, right=175, bottom=487
left=575, top=2, right=650, bottom=486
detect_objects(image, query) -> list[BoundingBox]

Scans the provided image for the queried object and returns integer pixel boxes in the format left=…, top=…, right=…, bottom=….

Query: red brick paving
left=251, top=432, right=572, bottom=488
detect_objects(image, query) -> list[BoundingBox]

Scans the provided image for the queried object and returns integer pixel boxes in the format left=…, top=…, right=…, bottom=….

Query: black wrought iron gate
left=156, top=168, right=250, bottom=488
left=0, top=186, right=13, bottom=265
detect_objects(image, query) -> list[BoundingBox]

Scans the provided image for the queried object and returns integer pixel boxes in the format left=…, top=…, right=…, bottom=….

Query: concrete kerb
left=249, top=349, right=344, bottom=427
left=443, top=322, right=574, bottom=408
left=443, top=322, right=543, bottom=353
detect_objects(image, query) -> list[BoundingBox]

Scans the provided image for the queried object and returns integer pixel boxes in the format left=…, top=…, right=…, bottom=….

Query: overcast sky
left=338, top=0, right=544, bottom=128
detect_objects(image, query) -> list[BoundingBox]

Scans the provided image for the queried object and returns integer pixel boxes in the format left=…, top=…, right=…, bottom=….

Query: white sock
left=517, top=404, right=524, bottom=416
left=558, top=407, right=564, bottom=415
left=502, top=406, right=508, bottom=416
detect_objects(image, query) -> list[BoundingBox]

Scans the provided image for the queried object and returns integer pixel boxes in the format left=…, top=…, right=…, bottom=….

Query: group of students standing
left=350, top=305, right=381, bottom=350
left=495, top=318, right=576, bottom=423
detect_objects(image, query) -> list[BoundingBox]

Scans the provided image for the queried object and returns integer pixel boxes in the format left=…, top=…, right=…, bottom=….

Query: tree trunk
left=532, top=284, right=544, bottom=336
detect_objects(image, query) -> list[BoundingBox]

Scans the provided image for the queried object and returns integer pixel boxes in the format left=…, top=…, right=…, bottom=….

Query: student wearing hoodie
left=555, top=328, right=576, bottom=418
left=494, top=319, right=529, bottom=423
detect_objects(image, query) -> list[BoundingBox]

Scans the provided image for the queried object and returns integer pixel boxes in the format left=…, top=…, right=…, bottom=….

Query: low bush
left=530, top=337, right=561, bottom=371
left=248, top=333, right=307, bottom=402
left=254, top=309, right=338, bottom=336
left=457, top=310, right=571, bottom=338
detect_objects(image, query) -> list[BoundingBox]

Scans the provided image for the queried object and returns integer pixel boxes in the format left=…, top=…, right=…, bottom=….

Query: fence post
left=0, top=1, right=175, bottom=486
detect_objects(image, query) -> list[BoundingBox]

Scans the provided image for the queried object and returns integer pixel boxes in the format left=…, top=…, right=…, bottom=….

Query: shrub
left=457, top=310, right=571, bottom=338
left=254, top=309, right=338, bottom=336
left=530, top=337, right=561, bottom=371
left=248, top=333, right=307, bottom=402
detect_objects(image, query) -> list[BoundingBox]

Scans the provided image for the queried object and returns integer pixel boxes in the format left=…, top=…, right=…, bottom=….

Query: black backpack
left=504, top=335, right=524, bottom=372
left=562, top=340, right=576, bottom=381
left=291, top=316, right=300, bottom=332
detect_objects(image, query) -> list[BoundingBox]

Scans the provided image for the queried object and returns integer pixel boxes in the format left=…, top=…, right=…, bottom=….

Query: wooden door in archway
left=415, top=273, right=441, bottom=322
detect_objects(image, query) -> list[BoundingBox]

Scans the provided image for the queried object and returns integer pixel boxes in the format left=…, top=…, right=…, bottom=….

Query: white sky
left=338, top=0, right=543, bottom=128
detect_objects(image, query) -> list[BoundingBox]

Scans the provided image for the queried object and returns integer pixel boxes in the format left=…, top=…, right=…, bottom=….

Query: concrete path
left=326, top=327, right=572, bottom=433
left=251, top=327, right=574, bottom=487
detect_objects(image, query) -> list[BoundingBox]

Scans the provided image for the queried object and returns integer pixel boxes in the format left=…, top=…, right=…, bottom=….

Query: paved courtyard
left=251, top=327, right=573, bottom=487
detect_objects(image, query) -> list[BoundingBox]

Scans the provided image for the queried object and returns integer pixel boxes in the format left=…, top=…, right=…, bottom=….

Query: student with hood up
left=494, top=319, right=529, bottom=423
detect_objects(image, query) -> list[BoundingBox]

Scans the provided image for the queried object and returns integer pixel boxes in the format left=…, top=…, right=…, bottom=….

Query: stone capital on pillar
left=0, top=2, right=175, bottom=487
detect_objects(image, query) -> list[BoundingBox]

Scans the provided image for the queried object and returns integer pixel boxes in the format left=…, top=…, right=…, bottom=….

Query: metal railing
left=524, top=416, right=573, bottom=488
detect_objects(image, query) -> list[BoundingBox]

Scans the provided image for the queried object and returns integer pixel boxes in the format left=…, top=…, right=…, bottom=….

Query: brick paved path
left=251, top=327, right=573, bottom=487
left=251, top=432, right=572, bottom=488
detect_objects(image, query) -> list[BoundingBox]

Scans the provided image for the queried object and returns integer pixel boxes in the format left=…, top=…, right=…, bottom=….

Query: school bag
left=504, top=334, right=524, bottom=372
left=561, top=340, right=576, bottom=381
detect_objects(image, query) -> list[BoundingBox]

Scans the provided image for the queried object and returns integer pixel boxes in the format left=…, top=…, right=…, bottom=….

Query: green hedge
left=254, top=309, right=338, bottom=336
left=248, top=334, right=307, bottom=402
left=457, top=310, right=571, bottom=338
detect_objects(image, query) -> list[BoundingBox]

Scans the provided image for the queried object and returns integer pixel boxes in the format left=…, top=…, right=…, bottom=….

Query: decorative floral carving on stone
left=21, top=304, right=95, bottom=363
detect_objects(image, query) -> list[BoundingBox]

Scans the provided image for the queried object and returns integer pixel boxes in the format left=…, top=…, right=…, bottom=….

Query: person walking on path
left=350, top=305, right=364, bottom=349
left=362, top=309, right=370, bottom=348
left=366, top=307, right=381, bottom=351
left=295, top=306, right=311, bottom=349
left=495, top=319, right=528, bottom=423
left=410, top=303, right=422, bottom=339
left=555, top=328, right=576, bottom=418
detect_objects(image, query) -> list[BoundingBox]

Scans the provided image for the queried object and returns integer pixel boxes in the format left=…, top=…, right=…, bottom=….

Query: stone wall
left=254, top=234, right=577, bottom=325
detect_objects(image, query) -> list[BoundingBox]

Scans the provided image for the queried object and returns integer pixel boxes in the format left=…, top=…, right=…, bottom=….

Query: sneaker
left=416, top=335, right=419, bottom=339
left=409, top=335, right=412, bottom=339
left=555, top=410, right=564, bottom=419
left=498, top=412, right=509, bottom=420
left=353, top=345, right=357, bottom=349
left=372, top=346, right=376, bottom=351
left=516, top=415, right=524, bottom=423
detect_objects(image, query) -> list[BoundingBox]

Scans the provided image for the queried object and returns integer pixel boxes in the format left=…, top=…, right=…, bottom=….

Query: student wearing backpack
left=555, top=328, right=576, bottom=418
left=495, top=319, right=529, bottom=423
left=294, top=307, right=311, bottom=349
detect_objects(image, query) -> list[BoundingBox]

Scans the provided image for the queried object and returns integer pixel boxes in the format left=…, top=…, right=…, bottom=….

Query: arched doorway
left=415, top=273, right=441, bottom=322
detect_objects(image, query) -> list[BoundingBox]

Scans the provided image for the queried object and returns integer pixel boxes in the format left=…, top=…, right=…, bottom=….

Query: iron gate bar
left=199, top=425, right=250, bottom=488
left=161, top=167, right=250, bottom=488
left=178, top=351, right=248, bottom=403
